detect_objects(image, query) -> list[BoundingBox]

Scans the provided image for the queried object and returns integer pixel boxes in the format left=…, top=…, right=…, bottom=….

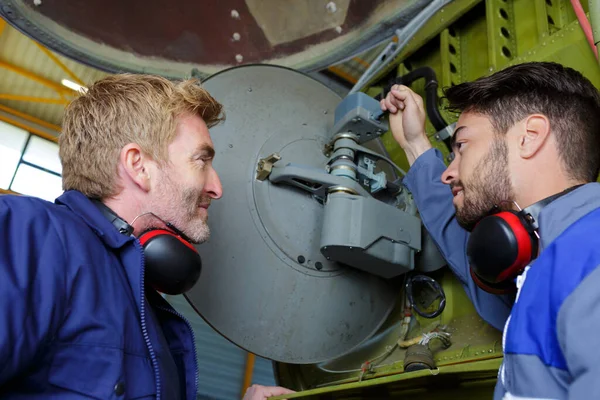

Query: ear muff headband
left=139, top=228, right=198, bottom=252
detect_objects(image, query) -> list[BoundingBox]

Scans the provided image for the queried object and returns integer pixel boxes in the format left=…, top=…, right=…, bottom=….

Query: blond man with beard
left=0, top=74, right=293, bottom=400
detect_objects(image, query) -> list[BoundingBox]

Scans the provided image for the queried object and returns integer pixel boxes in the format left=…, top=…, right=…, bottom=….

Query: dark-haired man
left=382, top=61, right=600, bottom=398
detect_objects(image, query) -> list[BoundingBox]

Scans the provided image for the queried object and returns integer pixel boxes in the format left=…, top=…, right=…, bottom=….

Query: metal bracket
left=268, top=163, right=370, bottom=200
left=256, top=153, right=281, bottom=181
left=357, top=155, right=387, bottom=194
left=433, top=122, right=456, bottom=142
left=328, top=137, right=407, bottom=177
left=330, top=92, right=389, bottom=143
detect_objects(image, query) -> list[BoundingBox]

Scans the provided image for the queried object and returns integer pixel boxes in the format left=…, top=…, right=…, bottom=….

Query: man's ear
left=519, top=114, right=551, bottom=159
left=119, top=143, right=152, bottom=192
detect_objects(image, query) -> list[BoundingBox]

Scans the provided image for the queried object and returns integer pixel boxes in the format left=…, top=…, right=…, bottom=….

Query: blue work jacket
left=0, top=190, right=198, bottom=399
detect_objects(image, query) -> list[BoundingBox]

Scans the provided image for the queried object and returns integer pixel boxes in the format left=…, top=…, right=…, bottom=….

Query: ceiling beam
left=0, top=60, right=76, bottom=96
left=0, top=18, right=7, bottom=38
left=327, top=66, right=358, bottom=84
left=34, top=42, right=86, bottom=87
left=0, top=94, right=69, bottom=104
left=0, top=113, right=58, bottom=143
left=0, top=103, right=61, bottom=132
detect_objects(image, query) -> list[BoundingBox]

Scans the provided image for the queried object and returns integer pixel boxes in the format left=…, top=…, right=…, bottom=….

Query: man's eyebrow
left=450, top=126, right=466, bottom=150
left=193, top=144, right=215, bottom=158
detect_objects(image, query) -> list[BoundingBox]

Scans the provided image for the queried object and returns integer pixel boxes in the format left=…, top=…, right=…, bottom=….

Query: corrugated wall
left=165, top=295, right=277, bottom=400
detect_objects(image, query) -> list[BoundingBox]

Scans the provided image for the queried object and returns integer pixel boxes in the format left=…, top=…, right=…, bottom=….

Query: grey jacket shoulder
left=556, top=257, right=600, bottom=399
left=402, top=148, right=513, bottom=331
left=540, top=183, right=600, bottom=397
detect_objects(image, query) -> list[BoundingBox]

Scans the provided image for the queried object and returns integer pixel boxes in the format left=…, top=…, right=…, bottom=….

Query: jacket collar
left=55, top=190, right=135, bottom=249
left=538, top=182, right=600, bottom=251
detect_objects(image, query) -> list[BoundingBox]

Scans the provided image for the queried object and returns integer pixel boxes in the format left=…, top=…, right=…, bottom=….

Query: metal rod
left=349, top=0, right=453, bottom=94
left=570, top=0, right=599, bottom=59
left=20, top=160, right=61, bottom=177
left=240, top=352, right=256, bottom=397
left=349, top=42, right=397, bottom=94
left=9, top=133, right=32, bottom=191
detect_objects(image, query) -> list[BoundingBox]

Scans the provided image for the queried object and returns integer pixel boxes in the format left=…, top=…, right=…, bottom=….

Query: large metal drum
left=187, top=64, right=399, bottom=364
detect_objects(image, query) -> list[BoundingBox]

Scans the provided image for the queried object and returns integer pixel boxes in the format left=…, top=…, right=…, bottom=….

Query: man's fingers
left=391, top=84, right=411, bottom=92
left=264, top=386, right=296, bottom=396
left=384, top=96, right=398, bottom=113
left=412, top=91, right=425, bottom=109
left=391, top=88, right=417, bottom=111
left=243, top=384, right=296, bottom=400
left=385, top=90, right=409, bottom=113
left=380, top=98, right=387, bottom=111
left=390, top=88, right=412, bottom=102
left=390, top=85, right=424, bottom=112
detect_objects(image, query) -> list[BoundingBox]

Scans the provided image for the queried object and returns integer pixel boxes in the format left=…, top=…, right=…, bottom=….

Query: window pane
left=22, top=135, right=62, bottom=174
left=11, top=164, right=63, bottom=202
left=0, top=121, right=28, bottom=189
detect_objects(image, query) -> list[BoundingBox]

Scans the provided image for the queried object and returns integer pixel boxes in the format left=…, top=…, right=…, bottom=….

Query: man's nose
left=205, top=167, right=223, bottom=199
left=441, top=158, right=458, bottom=185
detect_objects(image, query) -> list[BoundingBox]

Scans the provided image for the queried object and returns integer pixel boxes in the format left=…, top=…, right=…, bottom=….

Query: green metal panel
left=374, top=0, right=600, bottom=176
left=273, top=358, right=502, bottom=399
left=275, top=269, right=504, bottom=394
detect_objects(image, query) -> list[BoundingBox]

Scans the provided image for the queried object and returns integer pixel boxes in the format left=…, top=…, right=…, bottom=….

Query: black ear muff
left=467, top=210, right=537, bottom=293
left=139, top=229, right=202, bottom=295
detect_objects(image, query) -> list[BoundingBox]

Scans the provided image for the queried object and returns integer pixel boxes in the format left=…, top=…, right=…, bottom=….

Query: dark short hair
left=444, top=62, right=600, bottom=182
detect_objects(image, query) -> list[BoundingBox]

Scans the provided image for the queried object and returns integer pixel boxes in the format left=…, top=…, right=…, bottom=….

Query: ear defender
left=138, top=229, right=202, bottom=295
left=466, top=185, right=582, bottom=294
left=467, top=210, right=538, bottom=294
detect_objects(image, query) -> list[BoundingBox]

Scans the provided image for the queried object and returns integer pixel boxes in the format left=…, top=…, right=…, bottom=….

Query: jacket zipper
left=154, top=303, right=200, bottom=398
left=135, top=240, right=162, bottom=400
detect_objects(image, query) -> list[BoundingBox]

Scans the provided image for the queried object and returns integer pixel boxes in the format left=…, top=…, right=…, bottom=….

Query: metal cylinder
left=330, top=160, right=357, bottom=180
left=330, top=148, right=355, bottom=162
left=329, top=136, right=358, bottom=180
left=333, top=137, right=360, bottom=153
left=403, top=344, right=435, bottom=372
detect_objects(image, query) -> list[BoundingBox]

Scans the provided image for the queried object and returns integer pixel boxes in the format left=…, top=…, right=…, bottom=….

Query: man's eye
left=198, top=158, right=212, bottom=168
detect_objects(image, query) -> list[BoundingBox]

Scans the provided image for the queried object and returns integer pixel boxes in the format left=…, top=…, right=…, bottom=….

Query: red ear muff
left=139, top=229, right=202, bottom=295
left=467, top=211, right=537, bottom=292
left=470, top=267, right=516, bottom=295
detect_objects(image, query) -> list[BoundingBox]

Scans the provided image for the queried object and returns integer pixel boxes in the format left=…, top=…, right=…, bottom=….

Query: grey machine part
left=187, top=64, right=445, bottom=365
left=265, top=90, right=445, bottom=279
